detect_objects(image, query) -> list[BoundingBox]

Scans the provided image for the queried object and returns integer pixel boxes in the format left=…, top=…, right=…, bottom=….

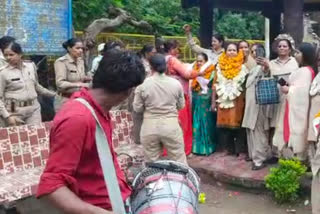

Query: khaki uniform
left=0, top=51, right=7, bottom=70
left=131, top=58, right=153, bottom=144
left=242, top=66, right=273, bottom=166
left=54, top=54, right=89, bottom=111
left=0, top=61, right=56, bottom=126
left=133, top=73, right=187, bottom=165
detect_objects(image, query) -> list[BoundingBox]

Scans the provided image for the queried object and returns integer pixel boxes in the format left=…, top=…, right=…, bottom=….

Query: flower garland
left=215, top=51, right=248, bottom=109
left=191, top=63, right=215, bottom=92
left=219, top=50, right=244, bottom=79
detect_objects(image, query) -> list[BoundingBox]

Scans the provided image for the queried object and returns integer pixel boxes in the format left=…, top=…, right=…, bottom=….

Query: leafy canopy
left=72, top=0, right=265, bottom=39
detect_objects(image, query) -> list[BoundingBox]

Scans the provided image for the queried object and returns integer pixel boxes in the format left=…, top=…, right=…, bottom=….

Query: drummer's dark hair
left=150, top=54, right=167, bottom=74
left=93, top=49, right=145, bottom=93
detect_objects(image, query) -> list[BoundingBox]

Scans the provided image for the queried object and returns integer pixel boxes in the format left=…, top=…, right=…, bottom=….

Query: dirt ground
left=199, top=183, right=312, bottom=214
left=0, top=183, right=312, bottom=214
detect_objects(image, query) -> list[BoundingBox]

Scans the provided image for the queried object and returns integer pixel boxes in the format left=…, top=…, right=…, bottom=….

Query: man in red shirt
left=37, top=50, right=146, bottom=214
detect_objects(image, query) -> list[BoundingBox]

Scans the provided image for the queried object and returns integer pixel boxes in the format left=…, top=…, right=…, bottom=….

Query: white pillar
left=265, top=17, right=270, bottom=59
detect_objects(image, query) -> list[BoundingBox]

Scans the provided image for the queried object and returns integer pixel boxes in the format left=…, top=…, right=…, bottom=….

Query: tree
left=216, top=11, right=264, bottom=40
left=72, top=0, right=265, bottom=40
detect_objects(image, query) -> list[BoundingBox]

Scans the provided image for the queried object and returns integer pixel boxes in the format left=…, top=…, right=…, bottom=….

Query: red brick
left=9, top=133, right=19, bottom=144
left=19, top=131, right=28, bottom=142
left=13, top=155, right=22, bottom=166
left=116, top=116, right=121, bottom=123
left=30, top=135, right=38, bottom=145
left=37, top=128, right=46, bottom=138
left=111, top=121, right=116, bottom=129
left=44, top=122, right=52, bottom=131
left=0, top=129, right=8, bottom=140
left=118, top=133, right=124, bottom=141
left=121, top=111, right=126, bottom=118
left=123, top=128, right=129, bottom=136
left=0, top=159, right=3, bottom=170
left=113, top=139, right=119, bottom=148
left=41, top=150, right=49, bottom=159
left=33, top=156, right=41, bottom=167
left=3, top=152, right=12, bottom=163
left=23, top=153, right=32, bottom=164
left=31, top=184, right=38, bottom=194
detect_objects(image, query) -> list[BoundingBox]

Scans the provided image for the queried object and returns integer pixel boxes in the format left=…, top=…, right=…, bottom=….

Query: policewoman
left=0, top=42, right=56, bottom=126
left=54, top=38, right=91, bottom=111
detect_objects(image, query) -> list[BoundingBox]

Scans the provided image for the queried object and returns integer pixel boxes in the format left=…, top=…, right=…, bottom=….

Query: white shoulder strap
left=75, top=98, right=126, bottom=214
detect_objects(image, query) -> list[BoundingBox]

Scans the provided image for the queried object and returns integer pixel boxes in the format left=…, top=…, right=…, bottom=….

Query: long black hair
left=2, top=42, right=23, bottom=54
left=62, top=38, right=82, bottom=51
left=298, top=42, right=318, bottom=74
left=139, top=44, right=154, bottom=58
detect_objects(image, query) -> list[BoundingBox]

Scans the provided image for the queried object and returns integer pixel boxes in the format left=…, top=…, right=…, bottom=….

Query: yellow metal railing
left=74, top=32, right=264, bottom=62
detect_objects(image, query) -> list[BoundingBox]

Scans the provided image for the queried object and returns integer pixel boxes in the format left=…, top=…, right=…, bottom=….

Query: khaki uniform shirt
left=54, top=53, right=88, bottom=94
left=186, top=32, right=223, bottom=64
left=133, top=73, right=185, bottom=119
left=0, top=61, right=56, bottom=119
left=0, top=50, right=7, bottom=70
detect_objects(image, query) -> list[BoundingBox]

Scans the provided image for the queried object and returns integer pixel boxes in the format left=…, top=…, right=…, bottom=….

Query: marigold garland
left=191, top=63, right=215, bottom=92
left=219, top=50, right=244, bottom=79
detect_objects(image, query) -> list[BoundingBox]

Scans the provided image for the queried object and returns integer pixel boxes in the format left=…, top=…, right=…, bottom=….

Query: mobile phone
left=278, top=78, right=288, bottom=86
left=256, top=46, right=265, bottom=58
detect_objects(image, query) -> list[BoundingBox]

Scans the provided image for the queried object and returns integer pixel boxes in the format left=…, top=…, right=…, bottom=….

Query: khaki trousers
left=312, top=173, right=320, bottom=214
left=132, top=111, right=143, bottom=144
left=246, top=110, right=272, bottom=166
left=140, top=117, right=187, bottom=165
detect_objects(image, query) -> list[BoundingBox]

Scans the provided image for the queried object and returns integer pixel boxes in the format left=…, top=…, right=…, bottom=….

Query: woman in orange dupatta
left=163, top=39, right=200, bottom=155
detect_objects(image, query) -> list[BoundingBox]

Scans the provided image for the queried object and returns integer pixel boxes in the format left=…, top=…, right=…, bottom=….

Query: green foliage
left=72, top=0, right=265, bottom=39
left=72, top=0, right=112, bottom=30
left=265, top=159, right=307, bottom=203
left=216, top=11, right=264, bottom=40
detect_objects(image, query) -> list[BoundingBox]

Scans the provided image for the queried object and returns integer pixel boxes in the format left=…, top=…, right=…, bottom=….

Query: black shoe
left=263, top=157, right=278, bottom=164
left=252, top=163, right=266, bottom=170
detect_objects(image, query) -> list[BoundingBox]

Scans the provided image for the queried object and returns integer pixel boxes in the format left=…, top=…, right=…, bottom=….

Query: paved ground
left=188, top=152, right=312, bottom=192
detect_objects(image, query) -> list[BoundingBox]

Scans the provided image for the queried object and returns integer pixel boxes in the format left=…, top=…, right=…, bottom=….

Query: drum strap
left=76, top=98, right=126, bottom=214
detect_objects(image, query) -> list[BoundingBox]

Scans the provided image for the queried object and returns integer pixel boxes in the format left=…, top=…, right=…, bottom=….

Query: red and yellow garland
left=191, top=63, right=215, bottom=92
left=219, top=50, right=244, bottom=79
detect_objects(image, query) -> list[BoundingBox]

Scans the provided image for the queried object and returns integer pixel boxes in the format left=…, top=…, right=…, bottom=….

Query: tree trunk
left=199, top=0, right=214, bottom=48
left=82, top=7, right=152, bottom=68
left=283, top=0, right=304, bottom=46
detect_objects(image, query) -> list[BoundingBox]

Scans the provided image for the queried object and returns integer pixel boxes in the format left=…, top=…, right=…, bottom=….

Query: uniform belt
left=58, top=92, right=72, bottom=98
left=5, top=99, right=35, bottom=112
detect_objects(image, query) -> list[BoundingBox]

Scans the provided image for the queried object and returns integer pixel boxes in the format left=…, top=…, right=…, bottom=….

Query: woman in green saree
left=191, top=53, right=217, bottom=155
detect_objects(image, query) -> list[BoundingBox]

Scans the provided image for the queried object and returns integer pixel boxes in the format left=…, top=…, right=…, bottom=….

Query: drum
left=130, top=160, right=200, bottom=214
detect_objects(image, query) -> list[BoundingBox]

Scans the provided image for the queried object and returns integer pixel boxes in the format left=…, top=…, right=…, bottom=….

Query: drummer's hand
left=91, top=206, right=113, bottom=214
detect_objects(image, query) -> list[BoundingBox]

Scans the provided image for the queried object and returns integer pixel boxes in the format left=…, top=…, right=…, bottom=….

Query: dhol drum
left=130, top=160, right=200, bottom=214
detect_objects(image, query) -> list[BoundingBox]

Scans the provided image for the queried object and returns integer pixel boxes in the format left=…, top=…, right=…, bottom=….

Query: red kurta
left=37, top=88, right=131, bottom=210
